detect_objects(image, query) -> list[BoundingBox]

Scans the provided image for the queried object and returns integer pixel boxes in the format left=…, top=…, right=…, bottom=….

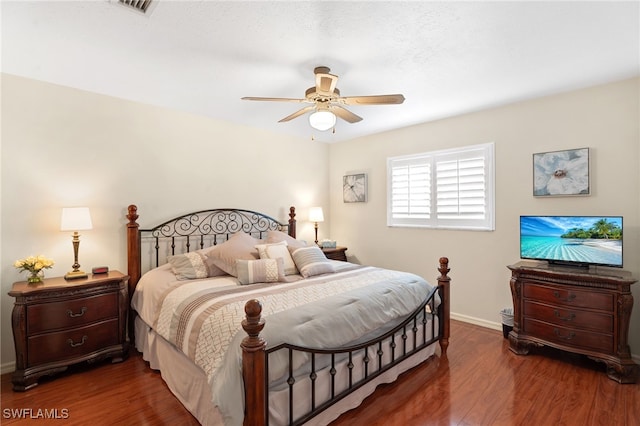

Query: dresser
left=508, top=261, right=637, bottom=383
left=9, top=271, right=129, bottom=391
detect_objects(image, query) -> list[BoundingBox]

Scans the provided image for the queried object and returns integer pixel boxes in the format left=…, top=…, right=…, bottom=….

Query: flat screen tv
left=520, top=215, right=623, bottom=268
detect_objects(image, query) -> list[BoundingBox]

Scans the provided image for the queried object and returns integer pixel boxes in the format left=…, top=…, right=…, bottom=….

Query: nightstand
left=322, top=246, right=348, bottom=262
left=9, top=271, right=130, bottom=391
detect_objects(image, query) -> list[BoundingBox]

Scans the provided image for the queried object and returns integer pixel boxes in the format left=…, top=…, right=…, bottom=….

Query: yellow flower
left=14, top=255, right=55, bottom=274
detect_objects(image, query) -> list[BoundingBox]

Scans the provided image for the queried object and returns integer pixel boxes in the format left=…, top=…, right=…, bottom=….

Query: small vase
left=26, top=270, right=44, bottom=284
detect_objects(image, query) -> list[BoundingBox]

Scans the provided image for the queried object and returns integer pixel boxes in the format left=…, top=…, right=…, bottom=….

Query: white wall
left=329, top=77, right=640, bottom=355
left=0, top=74, right=330, bottom=370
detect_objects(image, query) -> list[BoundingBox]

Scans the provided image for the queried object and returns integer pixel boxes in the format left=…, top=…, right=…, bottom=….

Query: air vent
left=119, top=0, right=153, bottom=14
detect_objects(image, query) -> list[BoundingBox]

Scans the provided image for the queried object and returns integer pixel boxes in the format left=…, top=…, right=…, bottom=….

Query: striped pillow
left=236, top=258, right=285, bottom=285
left=168, top=252, right=223, bottom=280
left=290, top=246, right=336, bottom=278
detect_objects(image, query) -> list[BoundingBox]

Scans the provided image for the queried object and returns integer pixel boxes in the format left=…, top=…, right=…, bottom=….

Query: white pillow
left=290, top=246, right=336, bottom=278
left=255, top=240, right=298, bottom=275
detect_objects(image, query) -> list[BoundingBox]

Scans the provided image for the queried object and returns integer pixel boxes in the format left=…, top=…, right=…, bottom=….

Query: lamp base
left=64, top=270, right=88, bottom=280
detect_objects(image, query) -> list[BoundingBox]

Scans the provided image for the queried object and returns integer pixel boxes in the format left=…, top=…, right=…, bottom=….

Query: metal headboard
left=126, top=205, right=297, bottom=293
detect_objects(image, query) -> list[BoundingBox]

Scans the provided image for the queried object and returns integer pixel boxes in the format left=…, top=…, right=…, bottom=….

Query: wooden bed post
left=126, top=205, right=141, bottom=296
left=241, top=300, right=267, bottom=426
left=126, top=205, right=141, bottom=343
left=437, top=257, right=450, bottom=355
left=288, top=206, right=296, bottom=238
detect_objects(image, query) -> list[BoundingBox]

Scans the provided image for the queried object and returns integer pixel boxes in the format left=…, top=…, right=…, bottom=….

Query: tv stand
left=508, top=261, right=638, bottom=383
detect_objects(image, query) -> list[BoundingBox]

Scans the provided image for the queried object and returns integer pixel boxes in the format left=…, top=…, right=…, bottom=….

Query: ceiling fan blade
left=242, top=96, right=307, bottom=103
left=331, top=105, right=363, bottom=123
left=340, top=94, right=405, bottom=105
left=278, top=105, right=316, bottom=122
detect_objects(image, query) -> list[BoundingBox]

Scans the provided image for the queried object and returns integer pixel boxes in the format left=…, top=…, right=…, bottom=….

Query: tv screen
left=520, top=216, right=623, bottom=268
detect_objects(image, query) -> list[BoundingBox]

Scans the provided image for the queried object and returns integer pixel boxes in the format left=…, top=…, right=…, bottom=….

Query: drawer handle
left=553, top=291, right=576, bottom=302
left=67, top=335, right=88, bottom=348
left=553, top=329, right=576, bottom=340
left=553, top=310, right=576, bottom=322
left=67, top=307, right=87, bottom=318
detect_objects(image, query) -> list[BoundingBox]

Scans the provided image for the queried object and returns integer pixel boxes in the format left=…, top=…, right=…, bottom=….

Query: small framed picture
left=533, top=148, right=590, bottom=196
left=343, top=173, right=367, bottom=203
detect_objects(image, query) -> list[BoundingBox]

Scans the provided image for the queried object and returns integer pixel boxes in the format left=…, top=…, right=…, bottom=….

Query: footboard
left=241, top=257, right=451, bottom=426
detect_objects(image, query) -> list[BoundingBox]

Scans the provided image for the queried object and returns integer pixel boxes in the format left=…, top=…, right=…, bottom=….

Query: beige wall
left=0, top=74, right=330, bottom=369
left=1, top=74, right=638, bottom=371
left=329, top=77, right=640, bottom=355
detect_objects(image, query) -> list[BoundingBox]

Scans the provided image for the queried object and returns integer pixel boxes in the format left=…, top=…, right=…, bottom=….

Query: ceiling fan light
left=309, top=110, right=336, bottom=131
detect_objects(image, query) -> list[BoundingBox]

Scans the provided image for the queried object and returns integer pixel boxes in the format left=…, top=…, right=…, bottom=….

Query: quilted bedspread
left=142, top=264, right=436, bottom=425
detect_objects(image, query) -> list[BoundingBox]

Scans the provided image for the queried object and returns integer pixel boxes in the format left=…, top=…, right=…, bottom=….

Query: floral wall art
left=533, top=148, right=590, bottom=196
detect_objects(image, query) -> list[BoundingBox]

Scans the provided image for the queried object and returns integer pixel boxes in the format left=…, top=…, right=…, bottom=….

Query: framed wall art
left=343, top=173, right=367, bottom=203
left=533, top=147, right=590, bottom=196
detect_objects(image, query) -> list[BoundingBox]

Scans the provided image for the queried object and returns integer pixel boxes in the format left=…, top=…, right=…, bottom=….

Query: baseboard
left=451, top=312, right=502, bottom=331
left=451, top=312, right=640, bottom=363
left=1, top=361, right=15, bottom=375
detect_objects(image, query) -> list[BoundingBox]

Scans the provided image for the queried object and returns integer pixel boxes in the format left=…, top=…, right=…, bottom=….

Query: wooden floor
left=2, top=320, right=638, bottom=425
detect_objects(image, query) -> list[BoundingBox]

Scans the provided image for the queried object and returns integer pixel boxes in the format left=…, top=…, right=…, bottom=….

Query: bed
left=125, top=205, right=451, bottom=426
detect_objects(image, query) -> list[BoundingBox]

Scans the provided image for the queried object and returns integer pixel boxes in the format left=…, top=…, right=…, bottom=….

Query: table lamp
left=308, top=207, right=324, bottom=245
left=60, top=207, right=93, bottom=280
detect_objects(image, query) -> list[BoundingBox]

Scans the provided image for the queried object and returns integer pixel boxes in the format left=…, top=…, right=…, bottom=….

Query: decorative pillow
left=236, top=258, right=284, bottom=285
left=200, top=246, right=229, bottom=277
left=255, top=241, right=298, bottom=275
left=207, top=232, right=260, bottom=277
left=266, top=230, right=308, bottom=250
left=167, top=251, right=224, bottom=280
left=290, top=246, right=336, bottom=278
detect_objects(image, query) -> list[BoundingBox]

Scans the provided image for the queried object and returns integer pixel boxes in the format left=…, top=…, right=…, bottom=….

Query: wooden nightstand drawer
left=10, top=271, right=129, bottom=391
left=523, top=318, right=613, bottom=353
left=27, top=293, right=118, bottom=334
left=523, top=301, right=613, bottom=333
left=27, top=319, right=120, bottom=366
left=523, top=283, right=613, bottom=311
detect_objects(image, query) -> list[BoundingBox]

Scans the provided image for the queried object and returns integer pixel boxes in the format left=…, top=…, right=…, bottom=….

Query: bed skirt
left=135, top=316, right=439, bottom=425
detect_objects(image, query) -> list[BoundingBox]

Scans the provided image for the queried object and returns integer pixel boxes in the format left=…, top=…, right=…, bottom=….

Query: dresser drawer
left=27, top=319, right=119, bottom=366
left=523, top=318, right=613, bottom=353
left=27, top=293, right=118, bottom=334
left=523, top=301, right=613, bottom=333
left=523, top=283, right=614, bottom=311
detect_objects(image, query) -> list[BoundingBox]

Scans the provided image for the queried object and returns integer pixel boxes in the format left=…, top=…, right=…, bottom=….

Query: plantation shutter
left=387, top=143, right=494, bottom=230
left=388, top=156, right=431, bottom=226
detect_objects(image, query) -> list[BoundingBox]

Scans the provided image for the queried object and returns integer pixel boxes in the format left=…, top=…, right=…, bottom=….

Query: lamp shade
left=60, top=207, right=93, bottom=231
left=309, top=111, right=336, bottom=131
left=308, top=207, right=324, bottom=223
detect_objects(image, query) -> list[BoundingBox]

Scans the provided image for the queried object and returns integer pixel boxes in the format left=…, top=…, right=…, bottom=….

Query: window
left=387, top=142, right=495, bottom=230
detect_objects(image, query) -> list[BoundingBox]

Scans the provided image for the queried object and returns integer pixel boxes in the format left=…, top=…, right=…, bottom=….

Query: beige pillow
left=255, top=240, right=298, bottom=275
left=207, top=232, right=260, bottom=277
left=167, top=250, right=226, bottom=280
left=290, top=246, right=336, bottom=278
left=167, top=252, right=208, bottom=280
left=266, top=230, right=307, bottom=250
left=236, top=258, right=284, bottom=285
left=199, top=246, right=227, bottom=277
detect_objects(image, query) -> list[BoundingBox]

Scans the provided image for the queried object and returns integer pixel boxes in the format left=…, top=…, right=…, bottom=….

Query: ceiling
left=2, top=1, right=639, bottom=143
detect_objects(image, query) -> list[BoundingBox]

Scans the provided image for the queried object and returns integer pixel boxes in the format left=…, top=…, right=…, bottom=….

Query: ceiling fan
left=241, top=66, right=405, bottom=132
